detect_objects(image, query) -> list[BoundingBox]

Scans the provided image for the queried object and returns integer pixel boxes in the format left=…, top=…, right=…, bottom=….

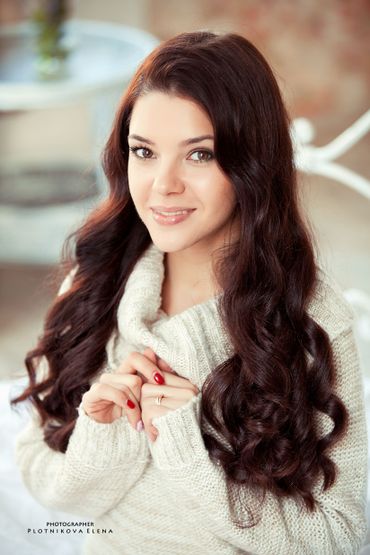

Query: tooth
left=157, top=210, right=189, bottom=216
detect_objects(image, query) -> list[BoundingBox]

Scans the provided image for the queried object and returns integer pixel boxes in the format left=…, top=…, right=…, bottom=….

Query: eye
left=188, top=150, right=214, bottom=163
left=129, top=146, right=153, bottom=160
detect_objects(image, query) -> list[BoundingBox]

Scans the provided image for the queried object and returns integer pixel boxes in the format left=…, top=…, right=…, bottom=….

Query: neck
left=161, top=244, right=223, bottom=314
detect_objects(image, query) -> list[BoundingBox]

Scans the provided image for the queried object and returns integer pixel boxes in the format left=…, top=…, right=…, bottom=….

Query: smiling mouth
left=150, top=207, right=196, bottom=225
left=150, top=207, right=195, bottom=215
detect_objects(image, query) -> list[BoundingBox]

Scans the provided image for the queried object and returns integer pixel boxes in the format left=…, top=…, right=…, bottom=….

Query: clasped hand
left=81, top=348, right=199, bottom=442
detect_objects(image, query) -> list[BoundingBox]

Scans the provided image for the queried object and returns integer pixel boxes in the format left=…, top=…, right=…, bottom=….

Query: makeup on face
left=127, top=92, right=237, bottom=255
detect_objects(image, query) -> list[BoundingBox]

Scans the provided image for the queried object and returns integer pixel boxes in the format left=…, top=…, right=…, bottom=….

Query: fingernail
left=153, top=372, right=164, bottom=385
left=136, top=419, right=144, bottom=432
left=126, top=399, right=135, bottom=409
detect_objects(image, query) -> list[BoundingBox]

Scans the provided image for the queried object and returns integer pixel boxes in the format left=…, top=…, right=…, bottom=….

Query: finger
left=146, top=423, right=159, bottom=443
left=98, top=373, right=143, bottom=430
left=141, top=382, right=199, bottom=399
left=124, top=397, right=143, bottom=433
left=89, top=381, right=141, bottom=431
left=142, top=347, right=157, bottom=364
left=158, top=371, right=197, bottom=390
left=82, top=383, right=126, bottom=411
left=140, top=348, right=158, bottom=384
left=117, top=351, right=166, bottom=386
left=143, top=347, right=176, bottom=375
left=141, top=405, right=169, bottom=442
left=99, top=373, right=142, bottom=405
left=156, top=356, right=176, bottom=374
left=141, top=395, right=187, bottom=411
left=81, top=398, right=124, bottom=423
left=142, top=374, right=199, bottom=394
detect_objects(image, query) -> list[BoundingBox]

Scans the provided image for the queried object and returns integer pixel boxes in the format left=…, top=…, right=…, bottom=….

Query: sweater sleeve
left=15, top=402, right=150, bottom=519
left=16, top=264, right=152, bottom=518
left=149, top=325, right=368, bottom=555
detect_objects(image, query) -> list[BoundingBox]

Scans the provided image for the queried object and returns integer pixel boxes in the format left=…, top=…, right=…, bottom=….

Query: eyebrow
left=128, top=134, right=214, bottom=146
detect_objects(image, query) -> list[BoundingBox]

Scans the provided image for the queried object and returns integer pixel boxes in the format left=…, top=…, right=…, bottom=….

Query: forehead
left=129, top=91, right=213, bottom=136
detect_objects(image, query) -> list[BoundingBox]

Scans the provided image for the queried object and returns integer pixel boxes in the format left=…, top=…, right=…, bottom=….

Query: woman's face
left=127, top=91, right=237, bottom=254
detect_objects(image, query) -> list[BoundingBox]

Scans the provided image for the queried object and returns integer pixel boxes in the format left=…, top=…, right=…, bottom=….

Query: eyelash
left=128, top=145, right=214, bottom=163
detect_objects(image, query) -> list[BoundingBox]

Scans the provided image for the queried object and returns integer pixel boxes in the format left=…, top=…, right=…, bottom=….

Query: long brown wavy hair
left=11, top=30, right=348, bottom=524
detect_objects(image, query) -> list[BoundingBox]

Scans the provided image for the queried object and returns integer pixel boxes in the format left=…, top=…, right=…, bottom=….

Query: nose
left=152, top=160, right=185, bottom=195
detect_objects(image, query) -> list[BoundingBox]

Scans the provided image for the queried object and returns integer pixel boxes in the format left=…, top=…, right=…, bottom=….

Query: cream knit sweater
left=15, top=243, right=368, bottom=555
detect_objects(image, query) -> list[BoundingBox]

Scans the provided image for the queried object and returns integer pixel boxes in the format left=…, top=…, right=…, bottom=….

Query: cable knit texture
left=15, top=243, right=368, bottom=555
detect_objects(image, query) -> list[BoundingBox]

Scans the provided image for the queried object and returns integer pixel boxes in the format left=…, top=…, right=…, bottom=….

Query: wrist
left=65, top=402, right=150, bottom=469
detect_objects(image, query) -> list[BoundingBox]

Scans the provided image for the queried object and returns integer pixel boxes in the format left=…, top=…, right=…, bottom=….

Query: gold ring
left=155, top=395, right=164, bottom=406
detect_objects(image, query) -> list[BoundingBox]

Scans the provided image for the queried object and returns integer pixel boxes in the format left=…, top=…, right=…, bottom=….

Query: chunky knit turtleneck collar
left=107, top=242, right=234, bottom=389
left=105, top=242, right=354, bottom=390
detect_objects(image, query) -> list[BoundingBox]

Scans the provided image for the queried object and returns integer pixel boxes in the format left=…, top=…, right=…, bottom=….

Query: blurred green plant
left=31, top=0, right=70, bottom=80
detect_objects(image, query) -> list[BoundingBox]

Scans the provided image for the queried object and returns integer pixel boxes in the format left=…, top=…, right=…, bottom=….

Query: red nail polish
left=126, top=399, right=135, bottom=409
left=153, top=372, right=164, bottom=385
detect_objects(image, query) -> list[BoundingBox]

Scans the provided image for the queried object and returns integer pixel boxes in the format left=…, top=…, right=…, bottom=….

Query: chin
left=148, top=229, right=196, bottom=254
left=149, top=237, right=187, bottom=254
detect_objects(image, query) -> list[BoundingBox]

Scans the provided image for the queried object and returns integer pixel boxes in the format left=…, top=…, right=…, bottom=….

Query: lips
left=150, top=207, right=196, bottom=225
left=151, top=206, right=195, bottom=215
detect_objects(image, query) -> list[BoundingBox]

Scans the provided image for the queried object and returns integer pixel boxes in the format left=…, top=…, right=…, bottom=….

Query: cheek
left=128, top=164, right=149, bottom=203
left=203, top=176, right=236, bottom=216
left=127, top=161, right=135, bottom=194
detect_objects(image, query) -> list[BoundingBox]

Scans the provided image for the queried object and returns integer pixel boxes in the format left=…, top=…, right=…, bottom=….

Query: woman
left=11, top=31, right=368, bottom=554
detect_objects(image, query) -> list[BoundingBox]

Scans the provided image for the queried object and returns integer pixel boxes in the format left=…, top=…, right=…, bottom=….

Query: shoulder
left=306, top=266, right=355, bottom=340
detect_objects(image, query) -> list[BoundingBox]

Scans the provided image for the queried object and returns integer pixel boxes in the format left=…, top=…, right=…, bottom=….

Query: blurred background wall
left=0, top=0, right=369, bottom=380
